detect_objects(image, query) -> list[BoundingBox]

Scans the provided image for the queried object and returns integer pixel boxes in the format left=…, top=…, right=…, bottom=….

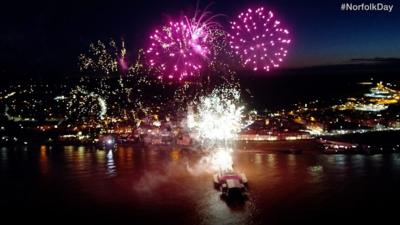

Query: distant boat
left=318, top=139, right=358, bottom=153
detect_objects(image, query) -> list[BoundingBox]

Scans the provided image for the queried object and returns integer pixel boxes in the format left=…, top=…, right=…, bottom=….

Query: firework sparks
left=78, top=39, right=166, bottom=121
left=146, top=20, right=210, bottom=81
left=210, top=148, right=234, bottom=171
left=187, top=86, right=244, bottom=172
left=145, top=8, right=220, bottom=81
left=191, top=88, right=243, bottom=142
left=66, top=86, right=107, bottom=121
left=79, top=39, right=127, bottom=75
left=229, top=7, right=291, bottom=71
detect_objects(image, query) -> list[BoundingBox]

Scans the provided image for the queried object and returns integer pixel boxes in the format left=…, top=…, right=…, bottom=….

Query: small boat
left=213, top=171, right=248, bottom=198
left=319, top=139, right=359, bottom=154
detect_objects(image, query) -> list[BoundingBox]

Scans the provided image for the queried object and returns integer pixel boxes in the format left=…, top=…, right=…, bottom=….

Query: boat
left=318, top=139, right=359, bottom=154
left=213, top=170, right=248, bottom=198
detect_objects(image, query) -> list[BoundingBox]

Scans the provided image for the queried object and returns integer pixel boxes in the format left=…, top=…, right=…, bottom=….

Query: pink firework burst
left=229, top=7, right=291, bottom=72
left=146, top=15, right=216, bottom=81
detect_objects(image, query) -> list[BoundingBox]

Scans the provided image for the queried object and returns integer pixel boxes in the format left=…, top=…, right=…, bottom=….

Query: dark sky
left=1, top=0, right=399, bottom=79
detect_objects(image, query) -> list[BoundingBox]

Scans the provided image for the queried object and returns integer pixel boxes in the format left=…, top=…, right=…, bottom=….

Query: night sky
left=1, top=0, right=399, bottom=80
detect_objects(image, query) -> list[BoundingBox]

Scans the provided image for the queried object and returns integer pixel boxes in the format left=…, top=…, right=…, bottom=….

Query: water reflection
left=200, top=191, right=254, bottom=225
left=0, top=147, right=7, bottom=171
left=170, top=149, right=180, bottom=162
left=39, top=145, right=49, bottom=175
left=254, top=153, right=262, bottom=165
left=287, top=154, right=296, bottom=166
left=116, top=146, right=134, bottom=172
left=392, top=154, right=400, bottom=169
left=1, top=146, right=400, bottom=224
left=307, top=165, right=324, bottom=183
left=266, top=153, right=276, bottom=167
left=0, top=147, right=7, bottom=162
left=96, top=149, right=106, bottom=165
left=106, top=150, right=116, bottom=177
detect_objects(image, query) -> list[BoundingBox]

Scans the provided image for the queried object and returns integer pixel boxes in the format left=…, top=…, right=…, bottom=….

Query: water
left=1, top=145, right=400, bottom=224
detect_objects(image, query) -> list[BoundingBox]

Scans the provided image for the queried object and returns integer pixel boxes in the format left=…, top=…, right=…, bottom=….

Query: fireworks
left=78, top=39, right=167, bottom=121
left=145, top=8, right=220, bottom=81
left=228, top=7, right=291, bottom=71
left=210, top=148, right=234, bottom=171
left=187, top=86, right=244, bottom=172
left=146, top=6, right=292, bottom=79
left=146, top=20, right=210, bottom=81
left=70, top=4, right=289, bottom=151
left=189, top=87, right=243, bottom=143
left=79, top=39, right=127, bottom=75
left=66, top=86, right=107, bottom=121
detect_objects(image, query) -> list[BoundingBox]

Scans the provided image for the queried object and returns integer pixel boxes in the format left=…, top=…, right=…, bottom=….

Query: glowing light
left=188, top=87, right=244, bottom=143
left=146, top=9, right=220, bottom=81
left=66, top=86, right=107, bottom=121
left=187, top=86, right=244, bottom=172
left=97, top=96, right=107, bottom=120
left=210, top=148, right=234, bottom=171
left=228, top=7, right=291, bottom=71
left=106, top=138, right=114, bottom=145
left=79, top=39, right=127, bottom=74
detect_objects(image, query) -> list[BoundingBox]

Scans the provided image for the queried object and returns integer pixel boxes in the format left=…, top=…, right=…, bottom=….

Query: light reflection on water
left=1, top=145, right=400, bottom=224
left=39, top=145, right=49, bottom=175
left=106, top=150, right=116, bottom=177
left=1, top=147, right=7, bottom=161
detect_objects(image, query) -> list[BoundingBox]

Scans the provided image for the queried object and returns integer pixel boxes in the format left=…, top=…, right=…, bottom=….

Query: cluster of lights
left=187, top=86, right=244, bottom=171
left=228, top=7, right=291, bottom=71
left=76, top=39, right=164, bottom=123
left=66, top=86, right=107, bottom=121
left=146, top=18, right=213, bottom=81
left=188, top=87, right=243, bottom=142
left=146, top=6, right=292, bottom=81
left=0, top=84, right=63, bottom=122
left=79, top=39, right=127, bottom=75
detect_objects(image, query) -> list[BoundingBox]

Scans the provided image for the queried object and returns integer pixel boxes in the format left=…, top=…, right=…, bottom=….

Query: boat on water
left=318, top=139, right=359, bottom=154
left=213, top=170, right=248, bottom=198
